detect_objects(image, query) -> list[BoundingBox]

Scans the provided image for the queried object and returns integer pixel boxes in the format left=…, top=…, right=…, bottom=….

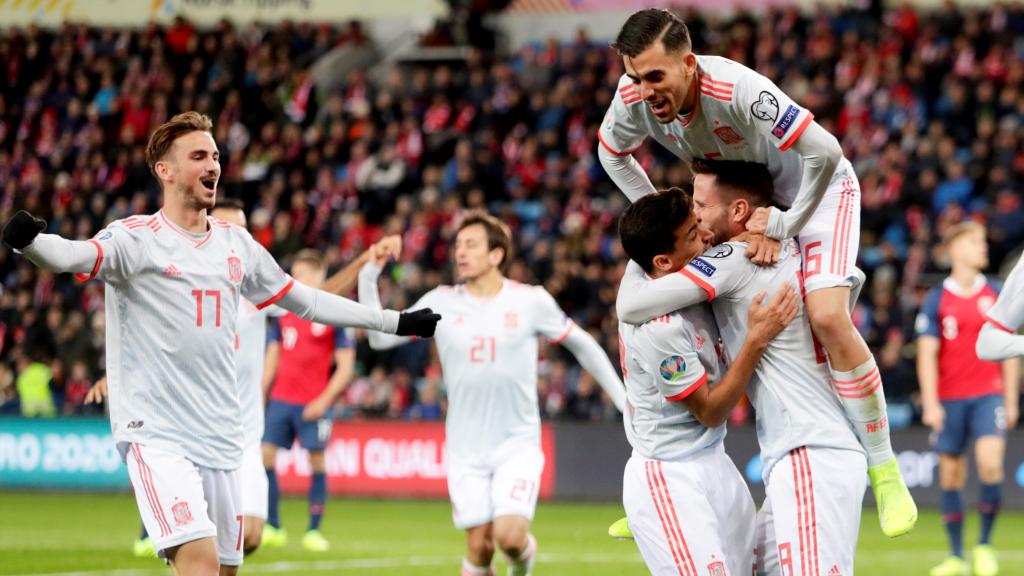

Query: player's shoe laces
left=261, top=524, right=288, bottom=548
left=132, top=537, right=157, bottom=558
left=973, top=545, right=999, bottom=576
left=607, top=516, right=634, bottom=540
left=868, top=459, right=918, bottom=537
left=302, top=529, right=330, bottom=552
left=929, top=556, right=966, bottom=576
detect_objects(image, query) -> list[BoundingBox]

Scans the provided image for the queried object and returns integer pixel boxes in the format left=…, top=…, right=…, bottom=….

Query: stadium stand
left=0, top=2, right=1022, bottom=424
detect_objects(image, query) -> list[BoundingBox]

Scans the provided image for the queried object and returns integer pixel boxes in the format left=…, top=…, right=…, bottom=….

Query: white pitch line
left=13, top=550, right=1024, bottom=576
left=4, top=552, right=643, bottom=576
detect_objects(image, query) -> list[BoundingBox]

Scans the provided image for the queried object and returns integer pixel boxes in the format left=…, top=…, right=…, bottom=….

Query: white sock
left=461, top=559, right=494, bottom=576
left=830, top=356, right=895, bottom=468
left=506, top=534, right=537, bottom=576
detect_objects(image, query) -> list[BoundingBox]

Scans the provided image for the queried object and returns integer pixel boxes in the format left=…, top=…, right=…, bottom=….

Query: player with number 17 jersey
left=86, top=212, right=293, bottom=470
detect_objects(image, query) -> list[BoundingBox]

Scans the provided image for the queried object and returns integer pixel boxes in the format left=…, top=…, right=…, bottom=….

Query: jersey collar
left=942, top=274, right=986, bottom=298
left=158, top=210, right=215, bottom=248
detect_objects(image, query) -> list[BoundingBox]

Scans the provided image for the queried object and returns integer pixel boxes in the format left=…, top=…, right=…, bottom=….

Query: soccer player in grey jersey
left=616, top=187, right=798, bottom=575
left=600, top=9, right=915, bottom=536
left=617, top=161, right=869, bottom=576
left=2, top=112, right=440, bottom=576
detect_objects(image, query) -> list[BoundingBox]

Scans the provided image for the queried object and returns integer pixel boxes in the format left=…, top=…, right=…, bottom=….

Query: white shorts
left=797, top=158, right=862, bottom=294
left=623, top=445, right=756, bottom=576
left=448, top=448, right=545, bottom=530
left=756, top=446, right=866, bottom=576
left=125, top=443, right=244, bottom=567
left=241, top=441, right=268, bottom=520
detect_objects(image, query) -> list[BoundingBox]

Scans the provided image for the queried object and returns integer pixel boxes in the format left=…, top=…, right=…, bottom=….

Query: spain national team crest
left=707, top=560, right=726, bottom=576
left=172, top=501, right=193, bottom=526
left=659, top=355, right=686, bottom=382
left=713, top=126, right=744, bottom=145
left=227, top=256, right=243, bottom=284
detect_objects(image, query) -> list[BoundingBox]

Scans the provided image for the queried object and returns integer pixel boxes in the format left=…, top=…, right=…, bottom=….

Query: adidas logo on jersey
left=828, top=565, right=842, bottom=576
left=163, top=265, right=183, bottom=277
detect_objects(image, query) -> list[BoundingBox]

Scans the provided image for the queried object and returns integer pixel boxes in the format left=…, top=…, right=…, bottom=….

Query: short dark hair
left=619, top=187, right=693, bottom=274
left=691, top=159, right=774, bottom=208
left=213, top=196, right=244, bottom=212
left=611, top=9, right=691, bottom=58
left=292, top=248, right=324, bottom=270
left=457, top=211, right=513, bottom=271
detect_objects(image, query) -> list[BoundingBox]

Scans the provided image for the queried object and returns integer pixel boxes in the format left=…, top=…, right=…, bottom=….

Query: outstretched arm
left=558, top=326, right=627, bottom=412
left=977, top=323, right=1024, bottom=361
left=19, top=234, right=99, bottom=275
left=357, top=261, right=425, bottom=350
left=616, top=260, right=711, bottom=325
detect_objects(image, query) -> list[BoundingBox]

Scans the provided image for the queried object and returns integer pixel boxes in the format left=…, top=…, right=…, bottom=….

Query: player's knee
left=805, top=302, right=851, bottom=342
left=977, top=462, right=1004, bottom=484
left=219, top=566, right=239, bottom=576
left=493, top=525, right=527, bottom=557
left=467, top=535, right=495, bottom=563
left=243, top=532, right=262, bottom=556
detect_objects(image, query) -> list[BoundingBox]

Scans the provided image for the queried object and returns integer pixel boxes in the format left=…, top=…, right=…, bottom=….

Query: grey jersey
left=987, top=255, right=1024, bottom=332
left=82, top=212, right=294, bottom=469
left=619, top=305, right=726, bottom=461
left=406, top=281, right=573, bottom=468
left=679, top=240, right=863, bottom=474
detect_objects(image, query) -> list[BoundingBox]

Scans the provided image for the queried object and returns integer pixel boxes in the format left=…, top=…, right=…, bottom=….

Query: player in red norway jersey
left=916, top=222, right=1020, bottom=576
left=261, top=249, right=356, bottom=553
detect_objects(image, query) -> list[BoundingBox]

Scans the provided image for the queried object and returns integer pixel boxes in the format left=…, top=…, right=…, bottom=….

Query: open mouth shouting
left=199, top=175, right=218, bottom=191
left=648, top=97, right=671, bottom=118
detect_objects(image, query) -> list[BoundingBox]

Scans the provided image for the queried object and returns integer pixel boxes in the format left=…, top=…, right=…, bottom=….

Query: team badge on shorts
left=172, top=501, right=193, bottom=526
left=659, top=355, right=686, bottom=382
left=227, top=256, right=243, bottom=284
left=707, top=560, right=726, bottom=576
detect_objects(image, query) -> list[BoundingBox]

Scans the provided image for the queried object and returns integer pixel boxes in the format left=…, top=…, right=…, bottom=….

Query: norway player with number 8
left=1, top=111, right=441, bottom=576
left=598, top=9, right=916, bottom=537
left=358, top=211, right=627, bottom=576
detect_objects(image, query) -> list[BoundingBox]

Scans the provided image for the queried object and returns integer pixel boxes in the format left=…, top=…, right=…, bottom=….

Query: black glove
left=3, top=210, right=47, bottom=250
left=396, top=308, right=442, bottom=338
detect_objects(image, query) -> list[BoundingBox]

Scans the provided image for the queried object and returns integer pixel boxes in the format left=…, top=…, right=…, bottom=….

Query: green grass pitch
left=1, top=491, right=1022, bottom=575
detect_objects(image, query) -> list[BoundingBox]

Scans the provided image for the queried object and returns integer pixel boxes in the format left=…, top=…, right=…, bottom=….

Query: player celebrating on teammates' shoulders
left=916, top=222, right=1020, bottom=576
left=617, top=187, right=798, bottom=576
left=261, top=249, right=356, bottom=553
left=1, top=111, right=440, bottom=576
left=617, top=161, right=871, bottom=576
left=359, top=211, right=627, bottom=576
left=599, top=8, right=916, bottom=537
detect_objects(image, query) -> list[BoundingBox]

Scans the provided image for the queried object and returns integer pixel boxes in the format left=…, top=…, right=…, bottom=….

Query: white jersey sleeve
left=633, top=317, right=708, bottom=401
left=528, top=287, right=575, bottom=343
left=238, top=231, right=294, bottom=309
left=729, top=69, right=814, bottom=153
left=987, top=256, right=1024, bottom=332
left=616, top=244, right=748, bottom=325
left=77, top=220, right=147, bottom=285
left=598, top=75, right=649, bottom=157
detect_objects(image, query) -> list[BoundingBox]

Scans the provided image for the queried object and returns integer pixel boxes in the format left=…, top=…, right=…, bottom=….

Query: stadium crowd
left=0, top=2, right=1023, bottom=425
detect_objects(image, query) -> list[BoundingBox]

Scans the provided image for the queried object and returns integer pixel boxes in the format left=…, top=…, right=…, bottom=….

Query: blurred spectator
left=15, top=354, right=55, bottom=418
